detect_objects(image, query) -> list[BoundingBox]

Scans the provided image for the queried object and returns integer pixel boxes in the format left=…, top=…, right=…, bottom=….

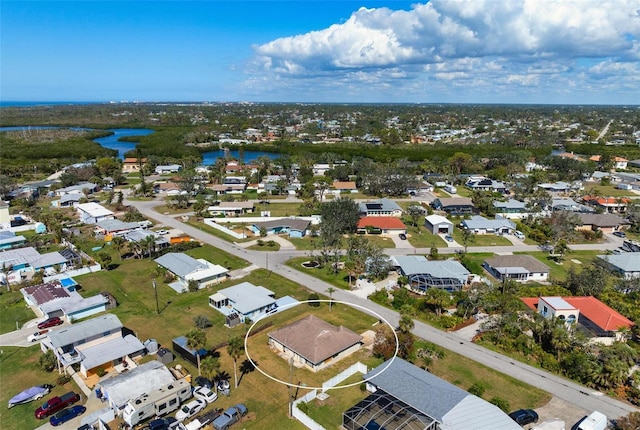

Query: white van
left=514, top=230, right=525, bottom=240
left=576, top=411, right=607, bottom=430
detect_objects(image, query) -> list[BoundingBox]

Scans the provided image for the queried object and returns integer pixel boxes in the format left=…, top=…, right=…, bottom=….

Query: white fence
left=292, top=362, right=368, bottom=430
left=203, top=219, right=246, bottom=239
left=44, top=264, right=102, bottom=283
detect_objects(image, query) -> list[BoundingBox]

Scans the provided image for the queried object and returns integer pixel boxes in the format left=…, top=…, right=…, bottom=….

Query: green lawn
left=287, top=237, right=319, bottom=251
left=517, top=250, right=602, bottom=282
left=0, top=291, right=38, bottom=334
left=359, top=235, right=396, bottom=249
left=185, top=244, right=250, bottom=270
left=584, top=184, right=640, bottom=198
left=287, top=257, right=352, bottom=290
left=405, top=226, right=446, bottom=248
left=244, top=202, right=303, bottom=217
left=452, top=229, right=513, bottom=246
left=247, top=241, right=281, bottom=251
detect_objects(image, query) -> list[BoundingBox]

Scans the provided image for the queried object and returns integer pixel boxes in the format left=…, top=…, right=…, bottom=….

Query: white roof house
left=343, top=358, right=520, bottom=430
left=76, top=202, right=115, bottom=224
left=209, top=281, right=278, bottom=324
left=461, top=216, right=516, bottom=234
left=154, top=252, right=229, bottom=293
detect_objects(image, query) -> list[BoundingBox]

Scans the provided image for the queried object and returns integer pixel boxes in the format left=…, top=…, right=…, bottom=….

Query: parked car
left=444, top=234, right=454, bottom=242
left=212, top=404, right=247, bottom=430
left=613, top=231, right=626, bottom=238
left=514, top=230, right=526, bottom=240
left=193, top=386, right=217, bottom=404
left=37, top=317, right=63, bottom=330
left=49, top=405, right=86, bottom=426
left=27, top=330, right=49, bottom=342
left=146, top=417, right=177, bottom=430
left=175, top=399, right=206, bottom=422
left=509, top=409, right=539, bottom=426
left=398, top=233, right=407, bottom=240
left=194, top=376, right=214, bottom=390
left=156, top=229, right=169, bottom=235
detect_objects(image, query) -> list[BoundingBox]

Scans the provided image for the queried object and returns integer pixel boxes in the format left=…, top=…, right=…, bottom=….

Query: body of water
left=92, top=128, right=154, bottom=159
left=201, top=149, right=280, bottom=165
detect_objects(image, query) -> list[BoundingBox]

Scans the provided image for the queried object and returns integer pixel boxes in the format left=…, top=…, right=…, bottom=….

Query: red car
left=37, top=317, right=63, bottom=330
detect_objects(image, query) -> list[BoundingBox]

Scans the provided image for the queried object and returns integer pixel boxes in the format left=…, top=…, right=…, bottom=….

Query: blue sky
left=2, top=1, right=639, bottom=104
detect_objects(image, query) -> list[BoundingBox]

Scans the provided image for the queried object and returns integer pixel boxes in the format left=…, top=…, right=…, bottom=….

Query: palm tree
left=200, top=356, right=221, bottom=382
left=141, top=235, right=156, bottom=259
left=326, top=287, right=336, bottom=311
left=111, top=236, right=126, bottom=261
left=186, top=329, right=207, bottom=376
left=227, top=336, right=244, bottom=389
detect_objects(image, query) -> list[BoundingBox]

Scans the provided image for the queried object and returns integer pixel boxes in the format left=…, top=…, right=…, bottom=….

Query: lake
left=92, top=128, right=154, bottom=159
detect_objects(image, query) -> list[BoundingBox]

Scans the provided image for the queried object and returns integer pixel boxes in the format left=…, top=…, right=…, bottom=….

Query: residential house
left=343, top=358, right=521, bottom=430
left=483, top=255, right=550, bottom=283
left=431, top=197, right=475, bottom=215
left=122, top=157, right=147, bottom=174
left=0, top=247, right=68, bottom=284
left=51, top=193, right=83, bottom=208
left=582, top=196, right=631, bottom=214
left=538, top=181, right=575, bottom=194
left=424, top=214, right=454, bottom=235
left=461, top=215, right=516, bottom=235
left=521, top=296, right=634, bottom=343
left=268, top=315, right=363, bottom=373
left=207, top=201, right=255, bottom=216
left=154, top=164, right=182, bottom=174
left=55, top=182, right=98, bottom=197
left=154, top=253, right=228, bottom=293
left=589, top=155, right=628, bottom=170
left=41, top=314, right=145, bottom=378
left=312, top=162, right=347, bottom=176
left=94, top=219, right=146, bottom=239
left=358, top=199, right=404, bottom=217
left=493, top=199, right=528, bottom=219
left=207, top=183, right=247, bottom=195
left=597, top=253, right=640, bottom=279
left=154, top=181, right=183, bottom=195
left=208, top=281, right=296, bottom=325
left=0, top=231, right=26, bottom=250
left=535, top=297, right=579, bottom=326
left=332, top=181, right=358, bottom=195
left=575, top=213, right=627, bottom=234
left=21, top=279, right=110, bottom=322
left=250, top=218, right=310, bottom=238
left=392, top=255, right=470, bottom=293
left=465, top=177, right=507, bottom=194
left=551, top=198, right=593, bottom=213
left=76, top=202, right=115, bottom=224
left=356, top=217, right=406, bottom=236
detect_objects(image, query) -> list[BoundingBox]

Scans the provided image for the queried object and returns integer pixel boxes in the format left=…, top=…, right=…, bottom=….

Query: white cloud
left=245, top=0, right=640, bottom=103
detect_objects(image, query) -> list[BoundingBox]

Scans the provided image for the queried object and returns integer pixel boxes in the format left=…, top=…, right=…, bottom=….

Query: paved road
left=126, top=196, right=638, bottom=420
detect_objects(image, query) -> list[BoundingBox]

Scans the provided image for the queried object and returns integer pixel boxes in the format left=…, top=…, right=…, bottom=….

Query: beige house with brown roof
left=268, top=315, right=363, bottom=372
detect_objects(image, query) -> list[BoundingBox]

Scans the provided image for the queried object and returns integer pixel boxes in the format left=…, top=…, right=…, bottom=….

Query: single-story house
left=154, top=164, right=182, bottom=174
left=493, top=199, right=528, bottom=218
left=268, top=315, right=363, bottom=373
left=343, top=358, right=521, bottom=430
left=521, top=296, right=634, bottom=342
left=0, top=230, right=26, bottom=250
left=582, top=196, right=631, bottom=214
left=465, top=178, right=507, bottom=194
left=483, top=255, right=550, bottom=283
left=358, top=198, right=403, bottom=217
left=154, top=253, right=228, bottom=293
left=21, top=279, right=111, bottom=322
left=208, top=201, right=255, bottom=216
left=209, top=282, right=280, bottom=325
left=392, top=255, right=470, bottom=293
left=431, top=197, right=475, bottom=215
left=55, top=182, right=98, bottom=197
left=356, top=217, right=406, bottom=235
left=461, top=215, right=515, bottom=235
left=538, top=181, right=575, bottom=194
left=76, top=202, right=115, bottom=224
left=94, top=219, right=146, bottom=238
left=575, top=213, right=627, bottom=234
left=51, top=193, right=83, bottom=208
left=332, top=181, right=358, bottom=194
left=208, top=183, right=247, bottom=194
left=153, top=182, right=183, bottom=195
left=250, top=218, right=310, bottom=238
left=597, top=252, right=640, bottom=279
left=551, top=198, right=593, bottom=213
left=424, top=214, right=454, bottom=235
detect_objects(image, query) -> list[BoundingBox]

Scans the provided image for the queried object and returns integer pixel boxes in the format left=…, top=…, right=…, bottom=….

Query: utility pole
left=152, top=279, right=159, bottom=315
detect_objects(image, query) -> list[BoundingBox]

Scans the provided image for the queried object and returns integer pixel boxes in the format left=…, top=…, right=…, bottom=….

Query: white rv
left=122, top=378, right=192, bottom=427
left=444, top=184, right=457, bottom=194
left=576, top=411, right=607, bottom=430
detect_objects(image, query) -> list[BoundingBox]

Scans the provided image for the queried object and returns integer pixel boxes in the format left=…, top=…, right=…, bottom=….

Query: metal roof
left=47, top=314, right=122, bottom=349
left=425, top=215, right=453, bottom=226
left=154, top=252, right=208, bottom=278
left=462, top=216, right=515, bottom=231
left=393, top=256, right=469, bottom=281
left=217, top=282, right=275, bottom=315
left=99, top=361, right=175, bottom=408
left=597, top=252, right=640, bottom=273
left=77, top=334, right=145, bottom=371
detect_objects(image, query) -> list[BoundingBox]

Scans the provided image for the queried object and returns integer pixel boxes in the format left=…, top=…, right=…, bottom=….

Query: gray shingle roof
left=485, top=255, right=550, bottom=274
left=47, top=314, right=122, bottom=349
left=252, top=218, right=310, bottom=232
left=597, top=252, right=640, bottom=273
left=393, top=256, right=470, bottom=280
left=217, top=282, right=275, bottom=315
left=462, top=216, right=515, bottom=231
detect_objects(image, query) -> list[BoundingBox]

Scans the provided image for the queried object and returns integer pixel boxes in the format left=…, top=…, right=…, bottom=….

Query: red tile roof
left=357, top=216, right=406, bottom=230
left=520, top=297, right=633, bottom=331
left=583, top=196, right=631, bottom=205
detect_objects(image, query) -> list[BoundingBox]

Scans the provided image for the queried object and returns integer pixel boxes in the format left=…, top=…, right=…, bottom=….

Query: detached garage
left=425, top=215, right=454, bottom=235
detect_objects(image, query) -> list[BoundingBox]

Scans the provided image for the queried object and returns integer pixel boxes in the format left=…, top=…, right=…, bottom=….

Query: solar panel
left=366, top=203, right=383, bottom=210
